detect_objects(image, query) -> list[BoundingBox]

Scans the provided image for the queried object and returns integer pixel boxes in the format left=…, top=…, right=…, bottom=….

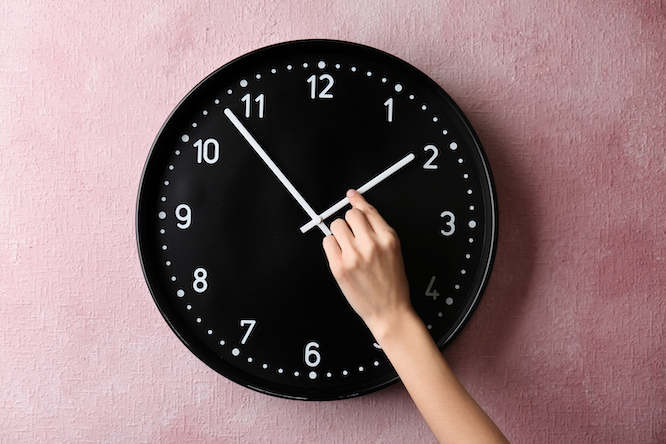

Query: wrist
left=366, top=304, right=426, bottom=351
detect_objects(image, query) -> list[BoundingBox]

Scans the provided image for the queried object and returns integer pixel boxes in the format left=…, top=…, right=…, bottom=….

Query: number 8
left=193, top=267, right=208, bottom=293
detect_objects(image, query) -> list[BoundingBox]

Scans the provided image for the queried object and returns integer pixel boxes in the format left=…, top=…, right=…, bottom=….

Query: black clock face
left=137, top=40, right=497, bottom=400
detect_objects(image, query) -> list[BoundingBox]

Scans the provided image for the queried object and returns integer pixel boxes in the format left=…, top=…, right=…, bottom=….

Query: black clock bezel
left=136, top=39, right=498, bottom=400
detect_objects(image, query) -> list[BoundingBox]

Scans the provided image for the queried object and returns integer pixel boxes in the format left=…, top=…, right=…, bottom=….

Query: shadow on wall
left=446, top=110, right=538, bottom=366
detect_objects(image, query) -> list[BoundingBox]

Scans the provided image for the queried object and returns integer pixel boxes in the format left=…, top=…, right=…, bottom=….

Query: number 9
left=175, top=204, right=192, bottom=229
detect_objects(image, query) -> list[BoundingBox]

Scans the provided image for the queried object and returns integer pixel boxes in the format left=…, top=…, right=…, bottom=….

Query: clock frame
left=137, top=39, right=497, bottom=400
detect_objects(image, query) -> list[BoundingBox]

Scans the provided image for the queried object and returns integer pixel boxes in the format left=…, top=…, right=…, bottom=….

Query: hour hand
left=224, top=108, right=332, bottom=236
left=299, top=152, right=416, bottom=233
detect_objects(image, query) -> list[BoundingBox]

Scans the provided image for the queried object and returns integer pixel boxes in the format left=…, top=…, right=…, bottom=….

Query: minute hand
left=299, top=152, right=416, bottom=233
left=224, top=108, right=331, bottom=235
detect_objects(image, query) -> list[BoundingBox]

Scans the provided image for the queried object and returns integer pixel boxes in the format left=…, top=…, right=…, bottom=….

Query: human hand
left=322, top=189, right=414, bottom=339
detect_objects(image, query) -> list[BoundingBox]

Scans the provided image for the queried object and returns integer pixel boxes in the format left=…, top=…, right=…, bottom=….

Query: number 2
left=423, top=144, right=439, bottom=169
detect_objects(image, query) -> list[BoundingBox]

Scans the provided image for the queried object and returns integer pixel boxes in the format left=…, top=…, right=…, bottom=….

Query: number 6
left=304, top=341, right=321, bottom=368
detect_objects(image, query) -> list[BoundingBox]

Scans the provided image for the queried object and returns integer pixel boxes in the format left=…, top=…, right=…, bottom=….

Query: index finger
left=345, top=189, right=393, bottom=233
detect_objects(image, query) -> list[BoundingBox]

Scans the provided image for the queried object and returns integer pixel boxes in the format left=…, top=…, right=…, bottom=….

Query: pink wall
left=1, top=1, right=664, bottom=442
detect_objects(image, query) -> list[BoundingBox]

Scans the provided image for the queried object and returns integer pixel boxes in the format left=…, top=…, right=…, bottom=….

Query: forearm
left=372, top=309, right=509, bottom=444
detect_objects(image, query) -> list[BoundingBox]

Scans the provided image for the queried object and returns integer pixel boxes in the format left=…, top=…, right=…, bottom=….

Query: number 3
left=440, top=211, right=455, bottom=236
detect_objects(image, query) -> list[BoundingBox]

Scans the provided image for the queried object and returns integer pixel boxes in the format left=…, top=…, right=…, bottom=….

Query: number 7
left=239, top=319, right=256, bottom=344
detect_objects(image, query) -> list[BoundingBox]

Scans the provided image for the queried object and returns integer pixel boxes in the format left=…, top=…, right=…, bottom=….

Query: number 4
left=425, top=276, right=440, bottom=300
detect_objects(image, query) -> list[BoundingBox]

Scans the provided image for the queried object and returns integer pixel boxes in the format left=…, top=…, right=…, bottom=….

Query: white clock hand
left=224, top=108, right=331, bottom=236
left=299, top=152, right=416, bottom=233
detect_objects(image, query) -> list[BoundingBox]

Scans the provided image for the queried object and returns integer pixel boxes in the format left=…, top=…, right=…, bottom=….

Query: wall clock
left=136, top=39, right=497, bottom=400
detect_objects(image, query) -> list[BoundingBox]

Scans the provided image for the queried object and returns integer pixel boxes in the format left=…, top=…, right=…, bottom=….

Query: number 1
left=384, top=97, right=394, bottom=122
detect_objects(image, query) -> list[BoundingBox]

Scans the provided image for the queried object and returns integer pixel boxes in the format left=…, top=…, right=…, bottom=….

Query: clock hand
left=299, top=152, right=416, bottom=233
left=224, top=108, right=331, bottom=236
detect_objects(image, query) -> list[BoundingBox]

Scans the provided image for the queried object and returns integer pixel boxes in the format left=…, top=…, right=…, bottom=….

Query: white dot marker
left=446, top=297, right=454, bottom=305
left=232, top=348, right=240, bottom=356
left=469, top=220, right=477, bottom=229
left=176, top=289, right=185, bottom=297
left=394, top=83, right=403, bottom=92
left=450, top=142, right=458, bottom=150
left=239, top=79, right=248, bottom=87
left=181, top=134, right=190, bottom=143
left=158, top=211, right=167, bottom=220
left=309, top=371, right=317, bottom=380
left=318, top=61, right=326, bottom=69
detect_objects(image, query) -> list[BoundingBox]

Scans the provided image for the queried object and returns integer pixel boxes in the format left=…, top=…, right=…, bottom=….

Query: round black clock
left=137, top=39, right=497, bottom=400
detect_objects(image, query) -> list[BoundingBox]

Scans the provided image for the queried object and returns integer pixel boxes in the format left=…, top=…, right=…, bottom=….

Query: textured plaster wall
left=1, top=0, right=665, bottom=443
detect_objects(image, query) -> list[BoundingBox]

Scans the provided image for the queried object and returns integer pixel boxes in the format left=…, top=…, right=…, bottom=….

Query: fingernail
left=347, top=189, right=357, bottom=197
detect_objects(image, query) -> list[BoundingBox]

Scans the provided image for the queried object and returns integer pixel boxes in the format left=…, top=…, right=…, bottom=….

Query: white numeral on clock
left=193, top=138, right=219, bottom=164
left=307, top=74, right=334, bottom=99
left=239, top=319, right=256, bottom=345
left=384, top=97, right=394, bottom=122
left=175, top=203, right=191, bottom=229
left=304, top=341, right=321, bottom=367
left=440, top=211, right=456, bottom=236
left=423, top=144, right=439, bottom=169
left=241, top=93, right=265, bottom=118
left=425, top=276, right=440, bottom=300
left=192, top=267, right=208, bottom=293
